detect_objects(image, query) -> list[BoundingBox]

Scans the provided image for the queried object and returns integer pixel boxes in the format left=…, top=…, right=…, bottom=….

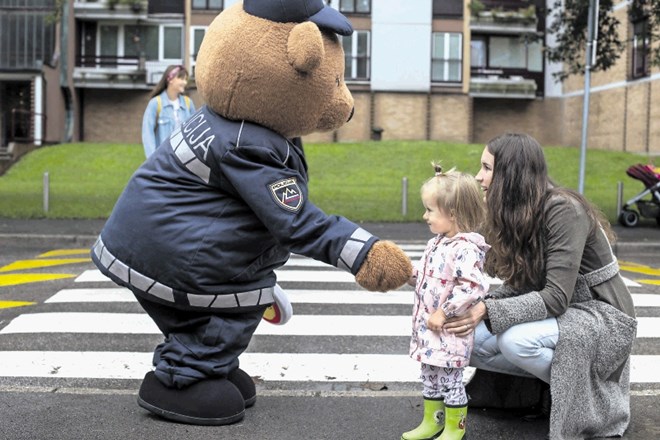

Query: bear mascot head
left=91, top=0, right=412, bottom=427
left=195, top=0, right=355, bottom=139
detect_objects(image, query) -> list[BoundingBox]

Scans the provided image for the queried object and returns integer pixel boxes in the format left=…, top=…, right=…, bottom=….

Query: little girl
left=402, top=165, right=489, bottom=440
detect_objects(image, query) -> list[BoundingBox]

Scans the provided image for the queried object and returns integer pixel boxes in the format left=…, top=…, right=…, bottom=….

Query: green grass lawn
left=0, top=141, right=652, bottom=223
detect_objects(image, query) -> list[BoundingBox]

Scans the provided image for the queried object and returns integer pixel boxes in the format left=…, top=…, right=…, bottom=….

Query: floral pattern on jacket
left=410, top=232, right=490, bottom=368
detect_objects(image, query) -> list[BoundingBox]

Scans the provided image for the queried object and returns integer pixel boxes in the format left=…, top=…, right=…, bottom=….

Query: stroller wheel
left=619, top=210, right=639, bottom=228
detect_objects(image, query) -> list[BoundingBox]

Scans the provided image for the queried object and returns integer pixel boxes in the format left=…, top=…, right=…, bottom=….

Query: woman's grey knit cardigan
left=483, top=196, right=637, bottom=440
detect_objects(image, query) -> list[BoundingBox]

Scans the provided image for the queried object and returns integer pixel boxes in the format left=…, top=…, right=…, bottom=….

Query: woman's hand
left=444, top=302, right=487, bottom=336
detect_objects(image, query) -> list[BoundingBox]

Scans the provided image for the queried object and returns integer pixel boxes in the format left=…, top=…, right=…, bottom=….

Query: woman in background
left=141, top=65, right=196, bottom=158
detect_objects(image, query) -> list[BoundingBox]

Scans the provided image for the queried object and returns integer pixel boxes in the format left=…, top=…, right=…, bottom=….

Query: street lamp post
left=578, top=0, right=600, bottom=194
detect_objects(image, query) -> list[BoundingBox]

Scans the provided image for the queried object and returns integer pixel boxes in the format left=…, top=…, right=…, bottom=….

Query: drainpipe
left=34, top=76, right=43, bottom=146
left=59, top=0, right=74, bottom=143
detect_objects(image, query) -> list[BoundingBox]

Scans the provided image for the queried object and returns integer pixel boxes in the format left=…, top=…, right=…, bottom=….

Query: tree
left=545, top=0, right=660, bottom=81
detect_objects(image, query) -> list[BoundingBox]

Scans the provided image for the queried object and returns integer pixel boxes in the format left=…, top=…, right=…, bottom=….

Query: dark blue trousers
left=136, top=295, right=266, bottom=389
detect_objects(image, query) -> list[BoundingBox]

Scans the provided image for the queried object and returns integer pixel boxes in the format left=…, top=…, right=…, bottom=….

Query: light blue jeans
left=470, top=318, right=559, bottom=384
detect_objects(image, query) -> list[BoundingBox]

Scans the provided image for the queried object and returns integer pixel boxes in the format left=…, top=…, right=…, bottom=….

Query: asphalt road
left=0, top=220, right=659, bottom=439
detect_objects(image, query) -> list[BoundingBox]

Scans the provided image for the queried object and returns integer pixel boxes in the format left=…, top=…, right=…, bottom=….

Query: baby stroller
left=618, top=163, right=660, bottom=227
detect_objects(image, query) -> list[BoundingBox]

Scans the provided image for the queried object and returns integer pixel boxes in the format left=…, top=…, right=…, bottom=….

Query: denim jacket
left=141, top=91, right=196, bottom=157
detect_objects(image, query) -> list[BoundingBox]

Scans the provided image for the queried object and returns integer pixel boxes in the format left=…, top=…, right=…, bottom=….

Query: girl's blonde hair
left=421, top=162, right=485, bottom=233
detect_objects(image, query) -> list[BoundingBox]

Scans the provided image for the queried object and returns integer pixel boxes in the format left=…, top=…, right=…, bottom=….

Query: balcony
left=469, top=1, right=538, bottom=35
left=0, top=3, right=56, bottom=71
left=469, top=69, right=539, bottom=99
left=73, top=55, right=148, bottom=89
left=73, top=0, right=148, bottom=20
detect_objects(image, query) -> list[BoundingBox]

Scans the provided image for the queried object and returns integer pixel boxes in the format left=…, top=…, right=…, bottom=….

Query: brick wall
left=429, top=94, right=471, bottom=142
left=373, top=93, right=428, bottom=141
left=472, top=98, right=564, bottom=146
left=81, top=88, right=202, bottom=144
left=305, top=92, right=473, bottom=144
left=553, top=4, right=660, bottom=154
left=82, top=78, right=659, bottom=155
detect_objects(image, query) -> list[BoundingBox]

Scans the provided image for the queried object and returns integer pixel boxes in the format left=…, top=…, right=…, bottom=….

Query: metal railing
left=76, top=54, right=141, bottom=69
left=470, top=67, right=544, bottom=96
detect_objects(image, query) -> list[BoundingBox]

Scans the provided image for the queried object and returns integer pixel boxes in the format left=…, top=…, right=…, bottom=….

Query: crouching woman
left=445, top=133, right=637, bottom=439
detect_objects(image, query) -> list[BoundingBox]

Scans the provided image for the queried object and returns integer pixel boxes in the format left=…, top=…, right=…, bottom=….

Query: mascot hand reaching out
left=91, top=0, right=412, bottom=426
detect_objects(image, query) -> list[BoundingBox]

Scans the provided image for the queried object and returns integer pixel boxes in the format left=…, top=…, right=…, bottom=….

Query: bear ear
left=287, top=22, right=324, bottom=73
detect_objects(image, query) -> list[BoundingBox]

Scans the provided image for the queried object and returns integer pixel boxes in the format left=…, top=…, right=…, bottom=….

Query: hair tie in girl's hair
left=432, top=162, right=443, bottom=177
left=167, top=65, right=183, bottom=81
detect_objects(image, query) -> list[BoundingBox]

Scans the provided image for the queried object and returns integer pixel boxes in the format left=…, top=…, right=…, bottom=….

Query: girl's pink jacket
left=410, top=232, right=490, bottom=368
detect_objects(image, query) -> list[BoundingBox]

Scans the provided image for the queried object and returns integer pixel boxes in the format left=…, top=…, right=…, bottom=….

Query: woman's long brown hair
left=481, top=133, right=614, bottom=291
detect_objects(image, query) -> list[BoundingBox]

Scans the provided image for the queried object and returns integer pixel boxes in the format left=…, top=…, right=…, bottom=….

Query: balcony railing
left=74, top=0, right=182, bottom=15
left=73, top=55, right=148, bottom=89
left=470, top=0, right=543, bottom=33
left=76, top=54, right=141, bottom=68
left=73, top=0, right=148, bottom=19
left=470, top=68, right=542, bottom=99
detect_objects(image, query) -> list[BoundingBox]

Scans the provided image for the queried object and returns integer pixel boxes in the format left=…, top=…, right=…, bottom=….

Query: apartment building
left=1, top=0, right=658, bottom=159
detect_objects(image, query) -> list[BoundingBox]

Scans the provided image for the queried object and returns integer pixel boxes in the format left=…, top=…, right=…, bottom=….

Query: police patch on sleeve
left=269, top=178, right=303, bottom=212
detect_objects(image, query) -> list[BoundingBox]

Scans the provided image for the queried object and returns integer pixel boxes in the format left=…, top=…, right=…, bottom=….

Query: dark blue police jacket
left=91, top=106, right=378, bottom=312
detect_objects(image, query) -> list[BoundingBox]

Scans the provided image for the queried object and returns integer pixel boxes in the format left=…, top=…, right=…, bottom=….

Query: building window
left=432, top=32, right=462, bottom=82
left=99, top=25, right=119, bottom=61
left=631, top=19, right=649, bottom=79
left=0, top=3, right=56, bottom=70
left=471, top=35, right=542, bottom=73
left=470, top=36, right=487, bottom=69
left=489, top=36, right=541, bottom=71
left=163, top=26, right=183, bottom=60
left=339, top=0, right=370, bottom=14
left=342, top=30, right=370, bottom=80
left=125, top=25, right=158, bottom=60
left=80, top=24, right=182, bottom=67
left=192, top=0, right=223, bottom=10
left=433, top=0, right=463, bottom=18
left=190, top=26, right=207, bottom=76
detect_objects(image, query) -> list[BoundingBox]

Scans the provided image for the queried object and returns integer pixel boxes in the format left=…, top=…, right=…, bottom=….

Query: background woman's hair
left=421, top=165, right=485, bottom=233
left=482, top=132, right=614, bottom=290
left=149, top=65, right=189, bottom=99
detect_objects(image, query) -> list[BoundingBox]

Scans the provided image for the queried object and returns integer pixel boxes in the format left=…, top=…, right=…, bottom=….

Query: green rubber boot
left=401, top=397, right=445, bottom=440
left=437, top=405, right=467, bottom=440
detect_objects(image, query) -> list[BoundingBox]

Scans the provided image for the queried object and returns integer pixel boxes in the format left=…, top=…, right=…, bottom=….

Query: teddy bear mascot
left=90, top=0, right=412, bottom=426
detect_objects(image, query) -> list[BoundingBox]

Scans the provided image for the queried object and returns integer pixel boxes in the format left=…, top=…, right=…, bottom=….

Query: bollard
left=616, top=181, right=623, bottom=218
left=43, top=172, right=49, bottom=213
left=402, top=177, right=408, bottom=216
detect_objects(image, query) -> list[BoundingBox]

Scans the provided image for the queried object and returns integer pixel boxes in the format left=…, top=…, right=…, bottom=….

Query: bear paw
left=355, top=240, right=412, bottom=292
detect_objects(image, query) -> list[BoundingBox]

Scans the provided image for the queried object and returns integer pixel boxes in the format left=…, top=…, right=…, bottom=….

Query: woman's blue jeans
left=470, top=318, right=559, bottom=384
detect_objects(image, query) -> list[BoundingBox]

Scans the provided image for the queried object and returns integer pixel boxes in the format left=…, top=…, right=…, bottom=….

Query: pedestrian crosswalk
left=0, top=244, right=659, bottom=386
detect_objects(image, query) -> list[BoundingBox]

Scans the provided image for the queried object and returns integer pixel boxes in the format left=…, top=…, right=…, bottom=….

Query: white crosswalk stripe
left=0, top=245, right=657, bottom=386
